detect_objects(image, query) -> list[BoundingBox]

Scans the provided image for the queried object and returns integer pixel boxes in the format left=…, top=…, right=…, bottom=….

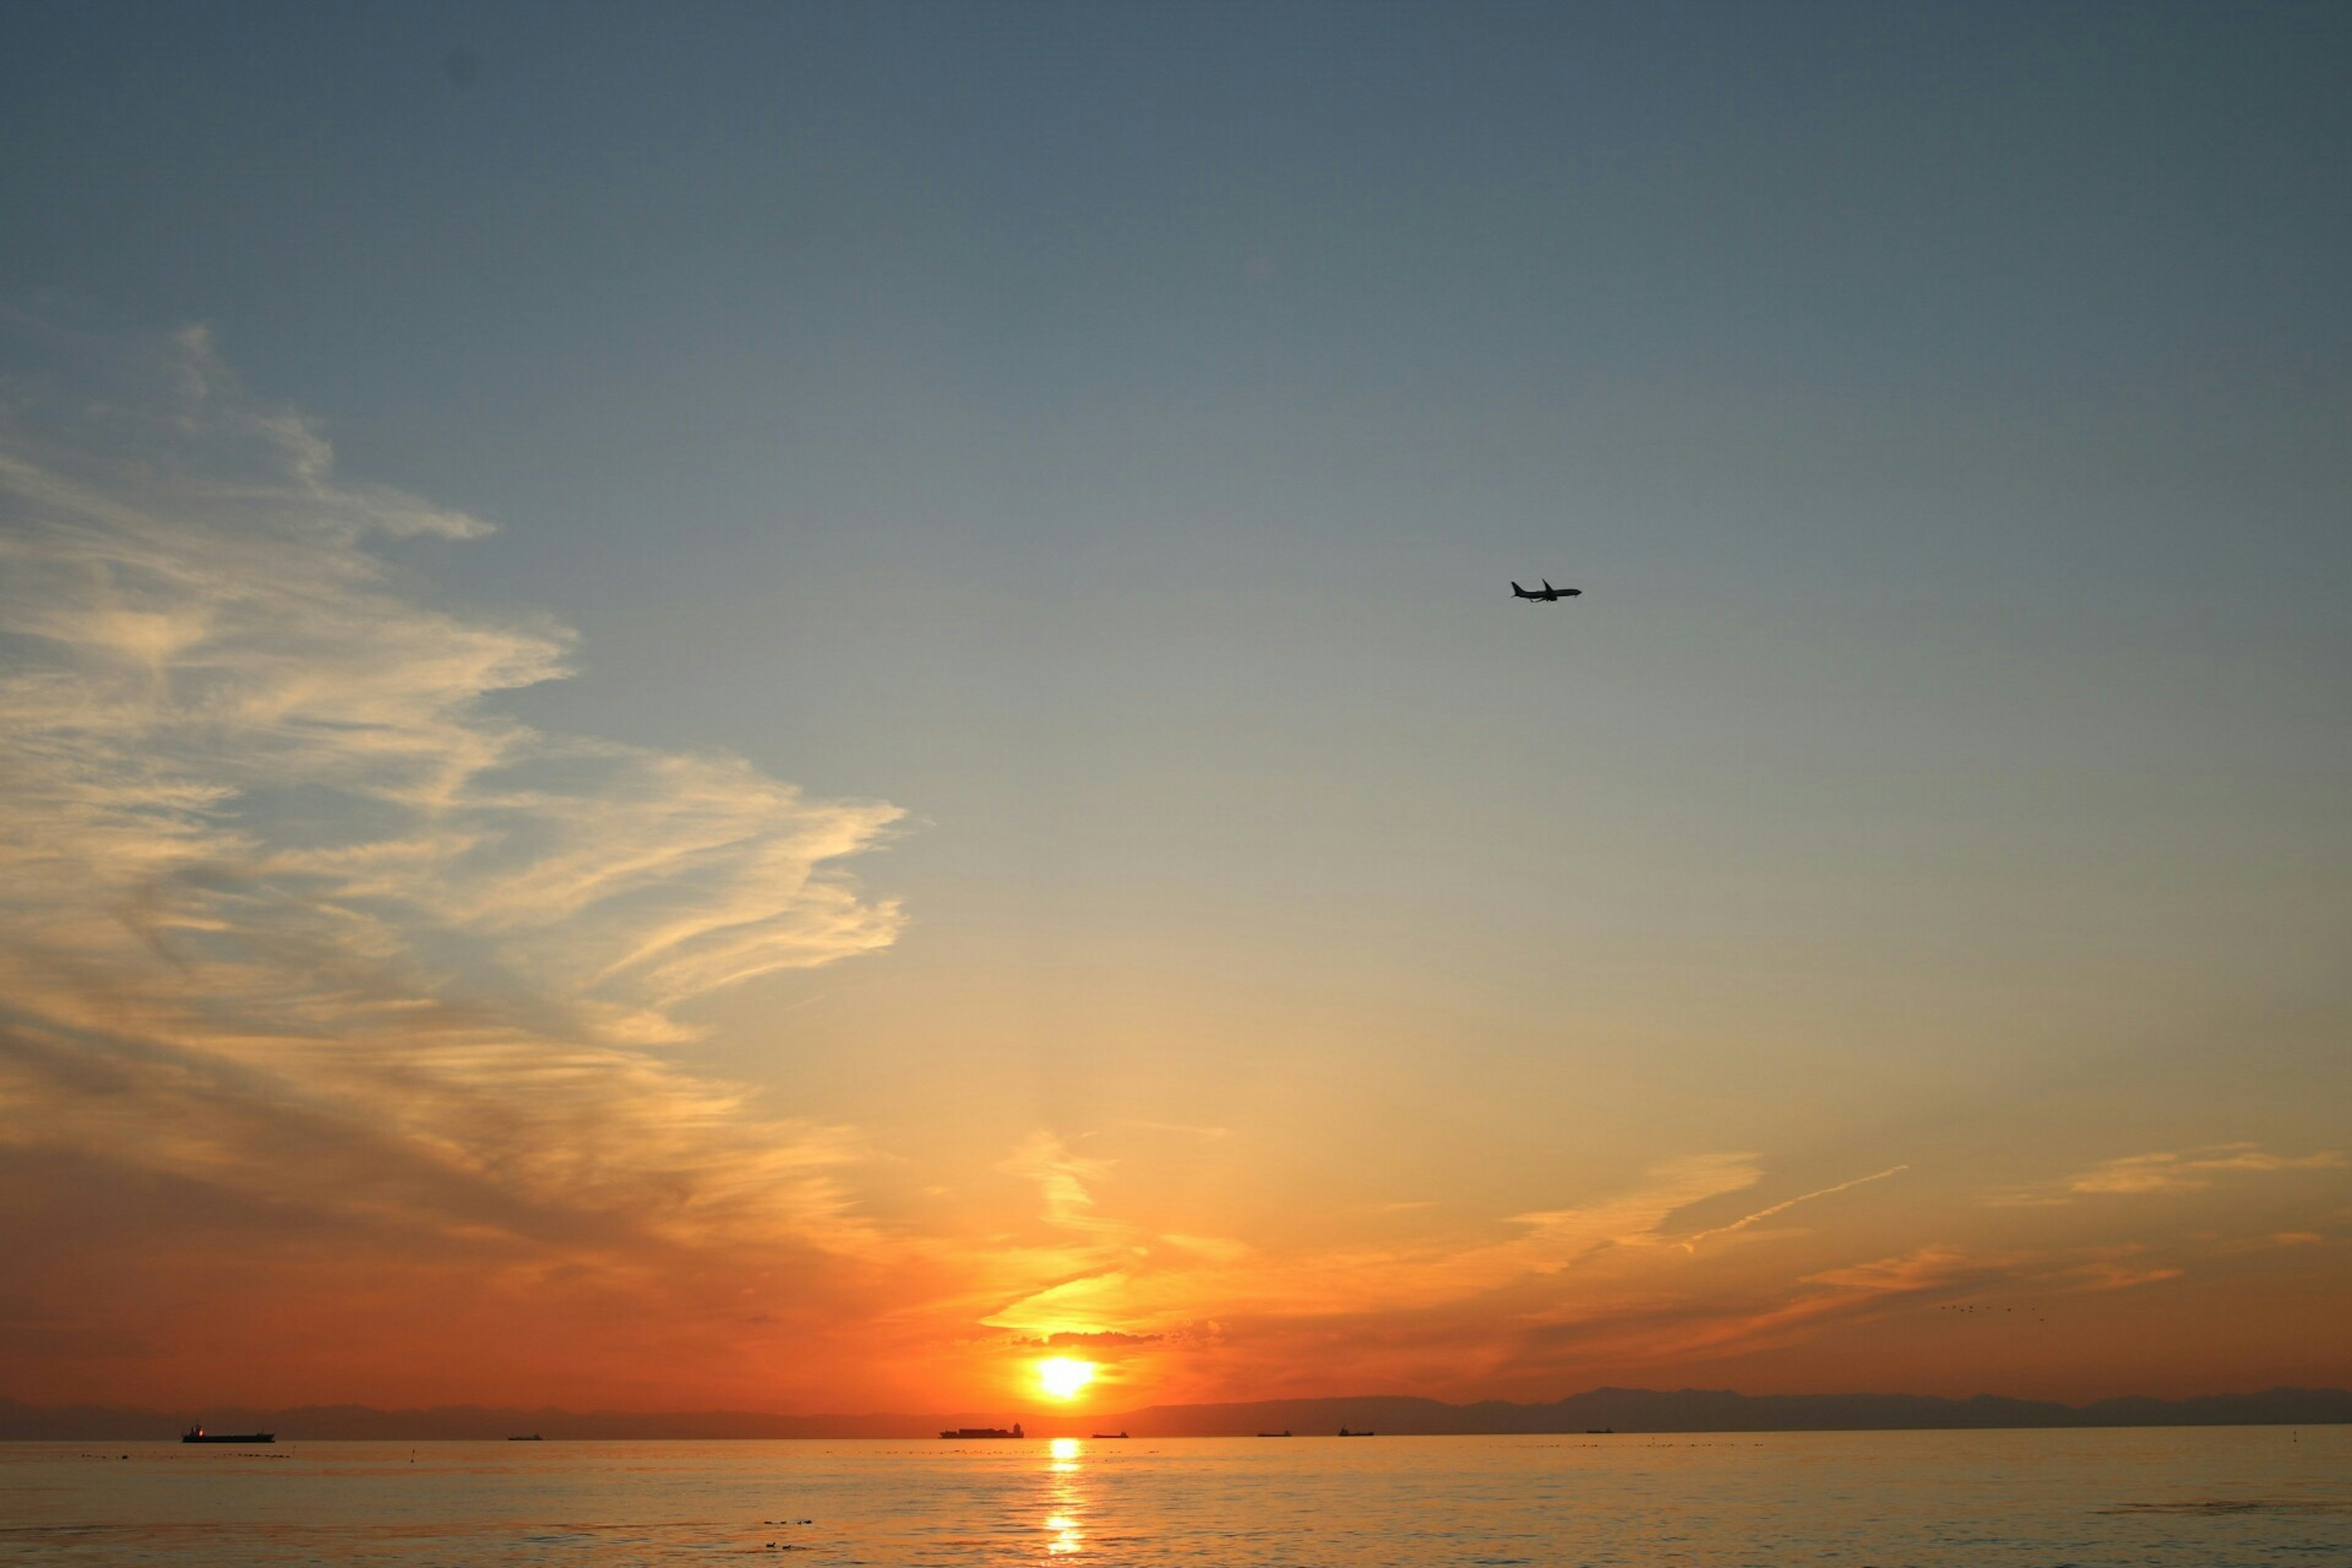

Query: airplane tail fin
left=1543, top=579, right=1555, bottom=591
left=1511, top=581, right=1526, bottom=594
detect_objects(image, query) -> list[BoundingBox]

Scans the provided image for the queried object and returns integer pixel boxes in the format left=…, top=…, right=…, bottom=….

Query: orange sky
left=2, top=325, right=2346, bottom=1416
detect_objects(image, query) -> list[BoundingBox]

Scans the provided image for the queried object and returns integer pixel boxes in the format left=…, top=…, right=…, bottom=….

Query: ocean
left=2, top=1427, right=2346, bottom=1565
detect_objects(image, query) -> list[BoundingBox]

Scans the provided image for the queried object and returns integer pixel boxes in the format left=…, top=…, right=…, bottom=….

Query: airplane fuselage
left=1511, top=580, right=1581, bottom=601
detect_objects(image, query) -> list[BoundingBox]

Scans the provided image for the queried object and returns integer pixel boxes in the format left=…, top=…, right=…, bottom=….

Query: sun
left=1036, top=1357, right=1098, bottom=1400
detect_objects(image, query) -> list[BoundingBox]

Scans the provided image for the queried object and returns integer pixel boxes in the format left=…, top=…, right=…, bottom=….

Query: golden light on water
left=1037, top=1357, right=1098, bottom=1400
left=1044, top=1435, right=1085, bottom=1553
left=1044, top=1512, right=1082, bottom=1555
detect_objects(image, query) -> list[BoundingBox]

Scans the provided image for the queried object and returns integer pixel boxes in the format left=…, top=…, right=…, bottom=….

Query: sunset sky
left=2, top=2, right=2348, bottom=1419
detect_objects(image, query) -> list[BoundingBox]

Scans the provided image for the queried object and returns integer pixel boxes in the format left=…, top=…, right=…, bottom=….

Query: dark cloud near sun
left=1021, top=1331, right=1166, bottom=1349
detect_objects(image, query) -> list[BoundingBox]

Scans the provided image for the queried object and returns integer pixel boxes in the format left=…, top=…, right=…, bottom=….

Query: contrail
left=1682, top=1165, right=1910, bottom=1250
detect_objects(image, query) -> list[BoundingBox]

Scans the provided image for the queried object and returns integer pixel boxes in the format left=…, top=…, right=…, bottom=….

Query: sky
left=2, top=1, right=2348, bottom=1419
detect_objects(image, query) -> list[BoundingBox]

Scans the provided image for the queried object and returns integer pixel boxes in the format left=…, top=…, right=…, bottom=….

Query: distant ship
left=181, top=1427, right=273, bottom=1444
left=1090, top=1431, right=1129, bottom=1439
left=1257, top=1430, right=1292, bottom=1438
left=1336, top=1428, right=1374, bottom=1437
left=941, top=1423, right=1024, bottom=1439
left=508, top=1434, right=543, bottom=1441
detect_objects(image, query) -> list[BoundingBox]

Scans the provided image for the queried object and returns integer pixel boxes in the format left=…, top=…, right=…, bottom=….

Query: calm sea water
left=2, top=1428, right=2346, bottom=1565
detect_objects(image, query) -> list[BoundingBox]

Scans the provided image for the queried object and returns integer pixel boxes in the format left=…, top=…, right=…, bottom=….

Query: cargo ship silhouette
left=941, top=1422, right=1024, bottom=1439
left=181, top=1426, right=273, bottom=1444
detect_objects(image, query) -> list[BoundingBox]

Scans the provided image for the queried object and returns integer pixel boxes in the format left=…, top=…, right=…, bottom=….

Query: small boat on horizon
left=1090, top=1431, right=1129, bottom=1439
left=1336, top=1428, right=1374, bottom=1437
left=181, top=1427, right=273, bottom=1444
left=1257, top=1430, right=1292, bottom=1438
left=508, top=1434, right=543, bottom=1441
left=941, top=1423, right=1025, bottom=1439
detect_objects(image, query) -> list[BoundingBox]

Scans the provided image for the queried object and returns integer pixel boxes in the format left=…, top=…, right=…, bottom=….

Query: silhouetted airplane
left=1511, top=579, right=1581, bottom=601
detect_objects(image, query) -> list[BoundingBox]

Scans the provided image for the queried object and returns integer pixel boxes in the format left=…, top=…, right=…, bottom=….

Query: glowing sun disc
left=1037, top=1357, right=1098, bottom=1399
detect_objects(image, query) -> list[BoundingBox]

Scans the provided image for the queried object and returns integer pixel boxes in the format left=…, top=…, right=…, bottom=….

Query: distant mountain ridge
left=5, top=1386, right=2348, bottom=1441
left=1103, top=1385, right=2352, bottom=1438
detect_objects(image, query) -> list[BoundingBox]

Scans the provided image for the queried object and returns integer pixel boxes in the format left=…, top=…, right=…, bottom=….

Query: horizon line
left=7, top=1384, right=2348, bottom=1441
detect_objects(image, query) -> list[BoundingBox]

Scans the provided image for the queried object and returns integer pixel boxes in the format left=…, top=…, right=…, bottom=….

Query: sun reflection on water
left=1043, top=1437, right=1085, bottom=1553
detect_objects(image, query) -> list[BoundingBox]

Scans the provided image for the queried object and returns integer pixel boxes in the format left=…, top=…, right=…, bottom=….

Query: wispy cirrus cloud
left=953, top=1132, right=2322, bottom=1403
left=1000, top=1131, right=1119, bottom=1232
left=0, top=312, right=907, bottom=1352
left=1989, top=1144, right=2347, bottom=1206
left=971, top=1146, right=1768, bottom=1359
left=2064, top=1145, right=2345, bottom=1196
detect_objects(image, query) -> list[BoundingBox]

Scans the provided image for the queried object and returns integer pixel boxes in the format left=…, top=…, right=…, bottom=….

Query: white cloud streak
left=1679, top=1164, right=1910, bottom=1250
